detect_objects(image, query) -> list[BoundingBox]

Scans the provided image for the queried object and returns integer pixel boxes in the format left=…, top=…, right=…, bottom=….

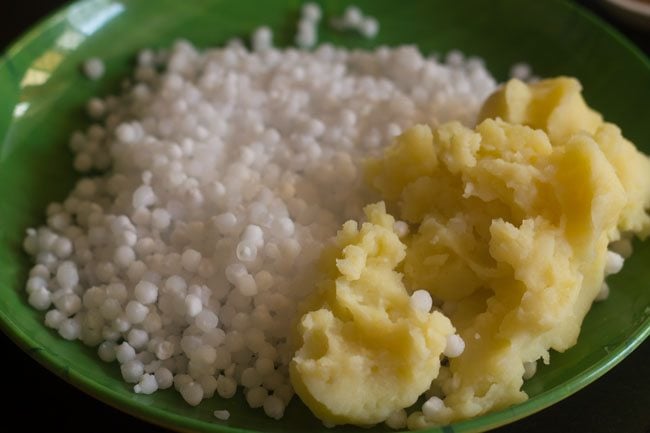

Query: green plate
left=1, top=1, right=649, bottom=432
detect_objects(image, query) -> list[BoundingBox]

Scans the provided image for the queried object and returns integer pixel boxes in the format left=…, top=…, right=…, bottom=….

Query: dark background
left=1, top=1, right=649, bottom=432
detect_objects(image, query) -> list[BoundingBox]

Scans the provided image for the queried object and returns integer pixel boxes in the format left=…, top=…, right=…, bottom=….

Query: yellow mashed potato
left=290, top=77, right=650, bottom=428
left=290, top=202, right=454, bottom=425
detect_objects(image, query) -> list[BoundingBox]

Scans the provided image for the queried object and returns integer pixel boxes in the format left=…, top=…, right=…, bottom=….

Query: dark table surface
left=2, top=1, right=649, bottom=432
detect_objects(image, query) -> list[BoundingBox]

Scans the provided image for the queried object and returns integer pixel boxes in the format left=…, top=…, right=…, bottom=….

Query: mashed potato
left=290, top=202, right=454, bottom=426
left=291, top=77, right=650, bottom=428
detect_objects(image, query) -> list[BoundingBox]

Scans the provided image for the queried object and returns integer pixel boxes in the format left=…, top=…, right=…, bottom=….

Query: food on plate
left=292, top=77, right=650, bottom=428
left=290, top=202, right=455, bottom=426
left=17, top=0, right=650, bottom=425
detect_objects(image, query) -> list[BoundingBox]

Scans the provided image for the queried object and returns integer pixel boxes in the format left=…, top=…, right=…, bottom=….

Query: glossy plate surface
left=0, top=1, right=649, bottom=432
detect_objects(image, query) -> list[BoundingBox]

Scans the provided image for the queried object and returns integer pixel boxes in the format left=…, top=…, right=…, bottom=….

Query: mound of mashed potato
left=290, top=77, right=650, bottom=429
left=290, top=202, right=455, bottom=426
